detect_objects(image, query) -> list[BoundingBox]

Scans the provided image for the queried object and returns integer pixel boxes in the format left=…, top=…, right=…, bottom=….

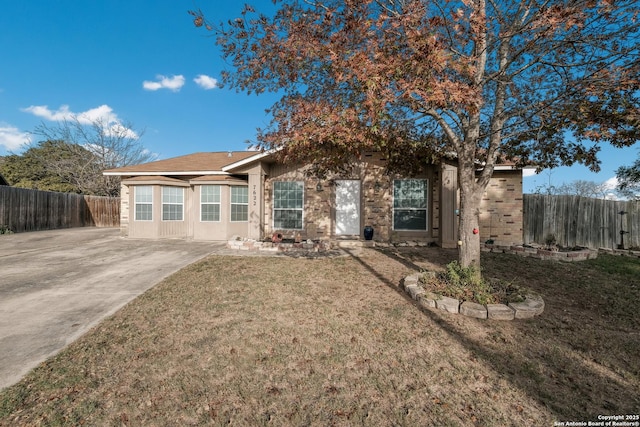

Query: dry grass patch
left=1, top=248, right=638, bottom=426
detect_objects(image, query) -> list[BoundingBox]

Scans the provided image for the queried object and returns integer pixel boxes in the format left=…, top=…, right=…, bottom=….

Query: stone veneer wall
left=478, top=170, right=523, bottom=245
left=119, top=183, right=129, bottom=237
left=360, top=153, right=393, bottom=241
left=263, top=163, right=332, bottom=240
left=361, top=153, right=440, bottom=243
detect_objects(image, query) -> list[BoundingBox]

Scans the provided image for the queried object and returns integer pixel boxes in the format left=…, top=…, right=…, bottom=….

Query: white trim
left=200, top=185, right=221, bottom=223
left=492, top=165, right=534, bottom=171
left=476, top=162, right=533, bottom=171
left=221, top=148, right=280, bottom=172
left=334, top=179, right=360, bottom=235
left=392, top=179, right=429, bottom=232
left=134, top=186, right=153, bottom=222
left=104, top=171, right=229, bottom=176
left=229, top=186, right=249, bottom=222
left=123, top=178, right=190, bottom=187
left=272, top=181, right=305, bottom=231
left=161, top=186, right=185, bottom=222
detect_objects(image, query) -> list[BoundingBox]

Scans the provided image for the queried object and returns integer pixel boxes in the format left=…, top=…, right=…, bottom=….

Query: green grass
left=588, top=253, right=640, bottom=276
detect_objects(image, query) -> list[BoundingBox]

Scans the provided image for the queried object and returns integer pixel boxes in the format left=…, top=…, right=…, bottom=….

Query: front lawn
left=1, top=248, right=638, bottom=426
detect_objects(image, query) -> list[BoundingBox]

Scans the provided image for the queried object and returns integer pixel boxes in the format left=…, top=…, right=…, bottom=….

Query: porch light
left=316, top=182, right=323, bottom=192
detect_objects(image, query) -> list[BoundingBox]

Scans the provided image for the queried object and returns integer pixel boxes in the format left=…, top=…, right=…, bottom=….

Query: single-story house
left=103, top=150, right=525, bottom=248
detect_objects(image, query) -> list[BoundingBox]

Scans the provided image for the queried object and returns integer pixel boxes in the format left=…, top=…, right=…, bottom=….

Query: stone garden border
left=481, top=243, right=598, bottom=261
left=227, top=237, right=332, bottom=253
left=402, top=273, right=545, bottom=321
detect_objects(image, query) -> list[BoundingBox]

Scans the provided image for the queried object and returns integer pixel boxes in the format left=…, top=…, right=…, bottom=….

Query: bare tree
left=555, top=180, right=611, bottom=199
left=616, top=155, right=640, bottom=200
left=32, top=117, right=155, bottom=196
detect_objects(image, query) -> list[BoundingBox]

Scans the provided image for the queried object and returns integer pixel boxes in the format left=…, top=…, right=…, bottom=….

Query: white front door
left=335, top=180, right=361, bottom=235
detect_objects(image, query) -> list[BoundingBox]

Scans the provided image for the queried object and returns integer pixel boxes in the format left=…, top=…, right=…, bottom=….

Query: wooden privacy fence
left=0, top=186, right=120, bottom=233
left=523, top=194, right=640, bottom=250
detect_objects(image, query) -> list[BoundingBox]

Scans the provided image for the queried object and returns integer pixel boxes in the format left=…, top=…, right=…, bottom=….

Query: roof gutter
left=103, top=171, right=230, bottom=177
left=221, top=148, right=280, bottom=172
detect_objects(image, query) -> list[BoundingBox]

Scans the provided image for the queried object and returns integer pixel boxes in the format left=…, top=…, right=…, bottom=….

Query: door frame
left=334, top=179, right=361, bottom=236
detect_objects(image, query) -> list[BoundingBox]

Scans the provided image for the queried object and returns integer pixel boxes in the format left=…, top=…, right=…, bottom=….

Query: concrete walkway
left=0, top=228, right=224, bottom=390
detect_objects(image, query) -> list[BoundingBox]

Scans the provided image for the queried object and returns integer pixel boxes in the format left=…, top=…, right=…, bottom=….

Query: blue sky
left=0, top=1, right=636, bottom=195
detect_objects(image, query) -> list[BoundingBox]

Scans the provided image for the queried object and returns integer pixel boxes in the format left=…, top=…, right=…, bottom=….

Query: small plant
left=0, top=225, right=13, bottom=235
left=488, top=278, right=526, bottom=304
left=420, top=261, right=529, bottom=305
left=423, top=261, right=497, bottom=305
left=544, top=233, right=557, bottom=250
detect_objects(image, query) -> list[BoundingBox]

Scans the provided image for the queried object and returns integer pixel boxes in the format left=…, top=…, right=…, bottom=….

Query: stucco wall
left=192, top=183, right=249, bottom=241
left=126, top=184, right=190, bottom=239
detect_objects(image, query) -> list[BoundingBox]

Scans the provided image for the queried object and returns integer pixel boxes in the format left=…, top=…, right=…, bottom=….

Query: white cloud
left=603, top=177, right=620, bottom=200
left=22, top=104, right=118, bottom=125
left=193, top=74, right=218, bottom=90
left=603, top=176, right=618, bottom=190
left=22, top=104, right=74, bottom=121
left=0, top=125, right=30, bottom=151
left=106, top=122, right=139, bottom=140
left=76, top=105, right=118, bottom=124
left=21, top=104, right=139, bottom=140
left=142, top=74, right=185, bottom=92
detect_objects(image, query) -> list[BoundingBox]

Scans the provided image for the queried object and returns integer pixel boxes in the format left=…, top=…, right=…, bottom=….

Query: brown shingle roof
left=103, top=151, right=259, bottom=175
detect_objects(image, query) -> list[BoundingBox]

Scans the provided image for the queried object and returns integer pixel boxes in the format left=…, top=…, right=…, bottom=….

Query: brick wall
left=479, top=170, right=523, bottom=245
left=360, top=153, right=393, bottom=241
left=264, top=154, right=438, bottom=242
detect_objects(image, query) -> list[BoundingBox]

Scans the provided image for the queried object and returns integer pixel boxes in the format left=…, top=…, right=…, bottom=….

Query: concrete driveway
left=0, top=227, right=223, bottom=390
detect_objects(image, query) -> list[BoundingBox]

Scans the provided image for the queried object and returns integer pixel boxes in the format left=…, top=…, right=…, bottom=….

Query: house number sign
left=253, top=185, right=257, bottom=206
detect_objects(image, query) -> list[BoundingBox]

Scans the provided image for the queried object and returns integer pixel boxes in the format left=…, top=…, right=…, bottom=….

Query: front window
left=273, top=181, right=304, bottom=229
left=393, top=179, right=428, bottom=231
left=134, top=186, right=152, bottom=221
left=162, top=186, right=184, bottom=221
left=230, top=186, right=248, bottom=222
left=200, top=185, right=221, bottom=222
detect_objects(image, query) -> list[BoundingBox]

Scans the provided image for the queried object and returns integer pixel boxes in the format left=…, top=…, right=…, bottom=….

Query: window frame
left=200, top=185, right=221, bottom=222
left=230, top=185, right=249, bottom=222
left=161, top=186, right=184, bottom=222
left=392, top=179, right=429, bottom=231
left=272, top=181, right=304, bottom=230
left=134, top=185, right=153, bottom=222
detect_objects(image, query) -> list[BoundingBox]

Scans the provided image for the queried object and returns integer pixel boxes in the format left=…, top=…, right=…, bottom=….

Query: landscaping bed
left=482, top=243, right=598, bottom=261
left=404, top=274, right=544, bottom=320
left=401, top=261, right=543, bottom=320
left=227, top=236, right=333, bottom=253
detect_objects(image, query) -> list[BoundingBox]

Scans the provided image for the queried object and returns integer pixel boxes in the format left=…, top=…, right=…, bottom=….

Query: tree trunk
left=457, top=161, right=484, bottom=269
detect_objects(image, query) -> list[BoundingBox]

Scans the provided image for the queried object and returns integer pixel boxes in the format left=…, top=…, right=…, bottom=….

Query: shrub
left=420, top=261, right=525, bottom=305
left=0, top=225, right=13, bottom=235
